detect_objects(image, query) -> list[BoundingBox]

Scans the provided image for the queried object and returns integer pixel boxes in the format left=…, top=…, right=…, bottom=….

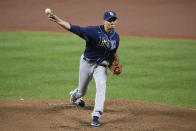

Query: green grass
left=0, top=32, right=196, bottom=109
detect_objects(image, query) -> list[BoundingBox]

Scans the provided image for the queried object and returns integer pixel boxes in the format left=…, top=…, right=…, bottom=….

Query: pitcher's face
left=104, top=17, right=117, bottom=31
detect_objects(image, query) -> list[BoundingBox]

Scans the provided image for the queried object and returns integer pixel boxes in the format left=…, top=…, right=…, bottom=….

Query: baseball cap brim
left=105, top=16, right=117, bottom=21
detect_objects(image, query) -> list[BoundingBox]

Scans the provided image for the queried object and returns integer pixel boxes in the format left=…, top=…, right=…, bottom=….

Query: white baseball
left=45, top=8, right=51, bottom=14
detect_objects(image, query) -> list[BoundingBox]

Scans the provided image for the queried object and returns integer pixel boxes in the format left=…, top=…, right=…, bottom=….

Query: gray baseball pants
left=71, top=54, right=108, bottom=117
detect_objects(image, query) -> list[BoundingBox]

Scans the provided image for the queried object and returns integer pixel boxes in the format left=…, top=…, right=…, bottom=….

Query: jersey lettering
left=98, top=37, right=116, bottom=50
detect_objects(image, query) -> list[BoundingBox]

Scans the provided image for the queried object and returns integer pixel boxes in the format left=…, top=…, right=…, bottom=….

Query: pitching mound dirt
left=0, top=99, right=196, bottom=131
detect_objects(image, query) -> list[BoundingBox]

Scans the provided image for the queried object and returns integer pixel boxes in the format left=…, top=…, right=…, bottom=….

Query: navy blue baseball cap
left=103, top=11, right=117, bottom=21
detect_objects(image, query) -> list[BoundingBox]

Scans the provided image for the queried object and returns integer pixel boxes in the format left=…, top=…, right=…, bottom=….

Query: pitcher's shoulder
left=114, top=31, right=120, bottom=40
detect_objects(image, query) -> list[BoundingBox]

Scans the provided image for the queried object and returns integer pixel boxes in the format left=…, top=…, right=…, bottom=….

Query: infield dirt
left=0, top=0, right=196, bottom=39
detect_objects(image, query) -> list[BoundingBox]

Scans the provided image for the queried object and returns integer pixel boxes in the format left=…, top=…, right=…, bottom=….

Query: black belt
left=83, top=57, right=96, bottom=63
left=83, top=57, right=108, bottom=68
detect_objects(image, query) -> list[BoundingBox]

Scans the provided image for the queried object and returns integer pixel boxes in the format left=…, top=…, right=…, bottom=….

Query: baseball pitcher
left=46, top=10, right=122, bottom=126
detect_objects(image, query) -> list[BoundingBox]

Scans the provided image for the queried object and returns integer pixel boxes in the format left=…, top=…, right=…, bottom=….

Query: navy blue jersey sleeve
left=70, top=24, right=91, bottom=41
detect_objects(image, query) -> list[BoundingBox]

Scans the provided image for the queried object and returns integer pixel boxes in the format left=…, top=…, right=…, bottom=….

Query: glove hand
left=114, top=65, right=122, bottom=75
left=108, top=54, right=122, bottom=75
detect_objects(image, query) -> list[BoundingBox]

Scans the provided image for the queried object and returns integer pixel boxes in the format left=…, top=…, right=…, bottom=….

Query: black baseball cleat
left=91, top=116, right=100, bottom=126
left=78, top=99, right=85, bottom=107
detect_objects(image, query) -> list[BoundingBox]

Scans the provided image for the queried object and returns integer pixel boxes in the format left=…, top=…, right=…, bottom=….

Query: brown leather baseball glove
left=108, top=54, right=122, bottom=75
